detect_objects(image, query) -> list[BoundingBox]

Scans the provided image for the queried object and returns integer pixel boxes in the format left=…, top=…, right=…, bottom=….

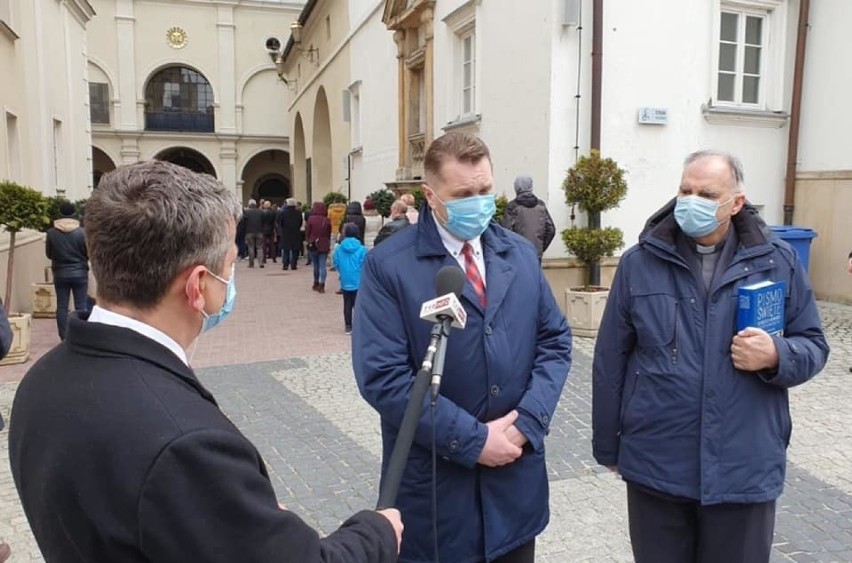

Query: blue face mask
left=433, top=191, right=496, bottom=241
left=201, top=264, right=236, bottom=332
left=674, top=195, right=733, bottom=238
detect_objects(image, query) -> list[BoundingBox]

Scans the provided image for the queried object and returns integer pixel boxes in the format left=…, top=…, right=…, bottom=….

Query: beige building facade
left=0, top=0, right=96, bottom=313
left=87, top=0, right=303, bottom=205
left=278, top=0, right=353, bottom=205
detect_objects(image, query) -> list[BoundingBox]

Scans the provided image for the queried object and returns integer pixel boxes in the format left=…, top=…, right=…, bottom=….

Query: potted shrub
left=368, top=188, right=396, bottom=222
left=494, top=194, right=509, bottom=224
left=0, top=181, right=49, bottom=364
left=561, top=150, right=627, bottom=336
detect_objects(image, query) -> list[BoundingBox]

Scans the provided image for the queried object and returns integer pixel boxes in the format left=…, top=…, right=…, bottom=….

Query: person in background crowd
left=236, top=208, right=248, bottom=260
left=0, top=296, right=11, bottom=563
left=353, top=132, right=572, bottom=563
left=373, top=200, right=410, bottom=246
left=333, top=223, right=366, bottom=335
left=261, top=200, right=277, bottom=265
left=302, top=204, right=312, bottom=266
left=400, top=193, right=419, bottom=224
left=306, top=201, right=332, bottom=293
left=362, top=198, right=383, bottom=250
left=501, top=175, right=555, bottom=263
left=593, top=150, right=829, bottom=563
left=277, top=198, right=303, bottom=271
left=9, top=160, right=402, bottom=563
left=339, top=201, right=366, bottom=245
left=243, top=199, right=264, bottom=268
left=45, top=201, right=89, bottom=340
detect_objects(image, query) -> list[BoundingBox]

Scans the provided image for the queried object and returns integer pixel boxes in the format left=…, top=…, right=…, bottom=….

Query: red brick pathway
left=0, top=257, right=354, bottom=382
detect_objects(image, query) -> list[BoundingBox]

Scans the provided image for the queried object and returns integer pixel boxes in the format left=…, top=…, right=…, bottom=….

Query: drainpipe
left=784, top=0, right=810, bottom=225
left=588, top=0, right=603, bottom=285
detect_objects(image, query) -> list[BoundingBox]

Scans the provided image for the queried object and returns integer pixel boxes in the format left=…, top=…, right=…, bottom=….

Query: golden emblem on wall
left=167, top=26, right=188, bottom=49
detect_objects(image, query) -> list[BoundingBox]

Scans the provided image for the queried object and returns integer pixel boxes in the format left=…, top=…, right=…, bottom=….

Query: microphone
left=419, top=292, right=467, bottom=329
left=422, top=266, right=465, bottom=400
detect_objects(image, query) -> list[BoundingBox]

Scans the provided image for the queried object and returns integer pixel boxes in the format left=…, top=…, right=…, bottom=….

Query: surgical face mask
left=674, top=195, right=734, bottom=238
left=201, top=264, right=236, bottom=333
left=431, top=190, right=496, bottom=241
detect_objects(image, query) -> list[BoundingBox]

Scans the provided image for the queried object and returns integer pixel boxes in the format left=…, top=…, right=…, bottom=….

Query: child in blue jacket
left=333, top=223, right=367, bottom=334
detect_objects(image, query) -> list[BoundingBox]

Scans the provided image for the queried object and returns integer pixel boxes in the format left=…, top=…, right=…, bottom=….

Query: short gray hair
left=391, top=200, right=408, bottom=216
left=86, top=161, right=242, bottom=310
left=684, top=150, right=745, bottom=192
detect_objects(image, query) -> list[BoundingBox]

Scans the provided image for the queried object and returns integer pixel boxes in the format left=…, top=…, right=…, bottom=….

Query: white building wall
left=598, top=0, right=795, bottom=250
left=348, top=0, right=398, bottom=199
left=797, top=0, right=852, bottom=172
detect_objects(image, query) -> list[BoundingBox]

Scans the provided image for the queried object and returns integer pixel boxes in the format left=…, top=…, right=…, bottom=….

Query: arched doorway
left=293, top=113, right=308, bottom=204
left=240, top=149, right=290, bottom=204
left=312, top=87, right=332, bottom=201
left=91, top=146, right=116, bottom=188
left=155, top=147, right=216, bottom=177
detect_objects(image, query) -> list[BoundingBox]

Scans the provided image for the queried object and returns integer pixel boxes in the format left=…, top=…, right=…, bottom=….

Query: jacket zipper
left=671, top=300, right=679, bottom=364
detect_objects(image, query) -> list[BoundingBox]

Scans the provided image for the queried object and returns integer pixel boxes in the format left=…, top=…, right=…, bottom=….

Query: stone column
left=393, top=30, right=406, bottom=180
left=220, top=140, right=238, bottom=196
left=421, top=8, right=435, bottom=145
left=217, top=6, right=237, bottom=134
left=115, top=0, right=137, bottom=131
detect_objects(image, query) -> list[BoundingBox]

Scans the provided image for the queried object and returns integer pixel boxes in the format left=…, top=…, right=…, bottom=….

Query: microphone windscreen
left=435, top=265, right=465, bottom=298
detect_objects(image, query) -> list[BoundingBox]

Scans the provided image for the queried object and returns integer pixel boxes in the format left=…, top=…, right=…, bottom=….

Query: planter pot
left=565, top=287, right=610, bottom=338
left=0, top=313, right=31, bottom=365
left=32, top=282, right=57, bottom=318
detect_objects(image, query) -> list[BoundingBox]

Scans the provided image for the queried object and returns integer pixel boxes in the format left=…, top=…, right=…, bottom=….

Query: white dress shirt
left=434, top=218, right=487, bottom=286
left=87, top=305, right=189, bottom=366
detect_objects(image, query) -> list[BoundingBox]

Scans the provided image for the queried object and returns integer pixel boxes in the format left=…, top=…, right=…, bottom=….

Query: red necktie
left=461, top=243, right=486, bottom=307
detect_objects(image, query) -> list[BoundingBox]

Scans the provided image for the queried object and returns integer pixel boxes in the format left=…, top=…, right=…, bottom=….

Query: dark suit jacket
left=9, top=316, right=396, bottom=562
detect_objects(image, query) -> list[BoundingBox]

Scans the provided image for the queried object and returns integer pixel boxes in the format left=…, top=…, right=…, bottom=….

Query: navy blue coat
left=592, top=201, right=829, bottom=505
left=352, top=209, right=572, bottom=562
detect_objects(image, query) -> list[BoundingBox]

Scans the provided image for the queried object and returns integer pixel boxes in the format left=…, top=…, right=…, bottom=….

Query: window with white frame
left=350, top=82, right=361, bottom=150
left=713, top=1, right=785, bottom=110
left=460, top=32, right=475, bottom=116
left=0, top=0, right=12, bottom=27
left=5, top=111, right=21, bottom=182
left=444, top=2, right=477, bottom=123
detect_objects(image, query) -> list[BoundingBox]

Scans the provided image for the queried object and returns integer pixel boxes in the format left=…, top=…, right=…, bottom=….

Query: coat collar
left=415, top=208, right=515, bottom=318
left=65, top=314, right=218, bottom=406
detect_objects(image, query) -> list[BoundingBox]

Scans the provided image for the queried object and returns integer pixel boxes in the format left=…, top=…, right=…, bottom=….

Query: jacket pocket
left=619, top=370, right=642, bottom=435
left=630, top=292, right=677, bottom=349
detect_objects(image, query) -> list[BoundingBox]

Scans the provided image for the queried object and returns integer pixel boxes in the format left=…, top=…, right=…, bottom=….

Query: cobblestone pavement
left=1, top=263, right=851, bottom=562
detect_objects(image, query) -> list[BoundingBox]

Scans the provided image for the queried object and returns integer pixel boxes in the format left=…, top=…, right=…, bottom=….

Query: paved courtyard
left=1, top=260, right=851, bottom=562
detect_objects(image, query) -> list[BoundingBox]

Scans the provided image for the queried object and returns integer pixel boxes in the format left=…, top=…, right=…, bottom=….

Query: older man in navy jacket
left=353, top=132, right=572, bottom=563
left=593, top=150, right=829, bottom=563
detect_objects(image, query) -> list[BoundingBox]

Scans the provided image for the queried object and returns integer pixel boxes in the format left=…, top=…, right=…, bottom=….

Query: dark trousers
left=627, top=482, right=775, bottom=563
left=342, top=290, right=357, bottom=329
left=245, top=233, right=264, bottom=265
left=489, top=539, right=535, bottom=563
left=54, top=276, right=88, bottom=340
left=263, top=234, right=276, bottom=262
left=283, top=249, right=299, bottom=269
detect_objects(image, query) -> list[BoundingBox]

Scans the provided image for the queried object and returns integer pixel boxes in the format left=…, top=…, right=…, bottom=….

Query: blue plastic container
left=769, top=226, right=818, bottom=272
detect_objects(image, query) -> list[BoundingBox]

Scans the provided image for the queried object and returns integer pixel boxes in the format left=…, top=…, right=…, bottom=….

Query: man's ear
left=731, top=193, right=747, bottom=216
left=184, top=265, right=208, bottom=312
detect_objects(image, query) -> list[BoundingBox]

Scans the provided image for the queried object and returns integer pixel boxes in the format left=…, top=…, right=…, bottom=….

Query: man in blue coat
left=593, top=150, right=829, bottom=563
left=353, top=132, right=572, bottom=563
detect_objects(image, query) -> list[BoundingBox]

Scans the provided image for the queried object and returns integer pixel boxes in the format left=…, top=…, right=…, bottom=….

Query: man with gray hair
left=592, top=150, right=828, bottom=562
left=373, top=200, right=411, bottom=246
left=501, top=175, right=555, bottom=262
left=9, top=160, right=402, bottom=562
left=243, top=198, right=265, bottom=268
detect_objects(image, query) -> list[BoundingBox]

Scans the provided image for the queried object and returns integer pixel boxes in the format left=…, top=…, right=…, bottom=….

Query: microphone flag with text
left=375, top=265, right=467, bottom=511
